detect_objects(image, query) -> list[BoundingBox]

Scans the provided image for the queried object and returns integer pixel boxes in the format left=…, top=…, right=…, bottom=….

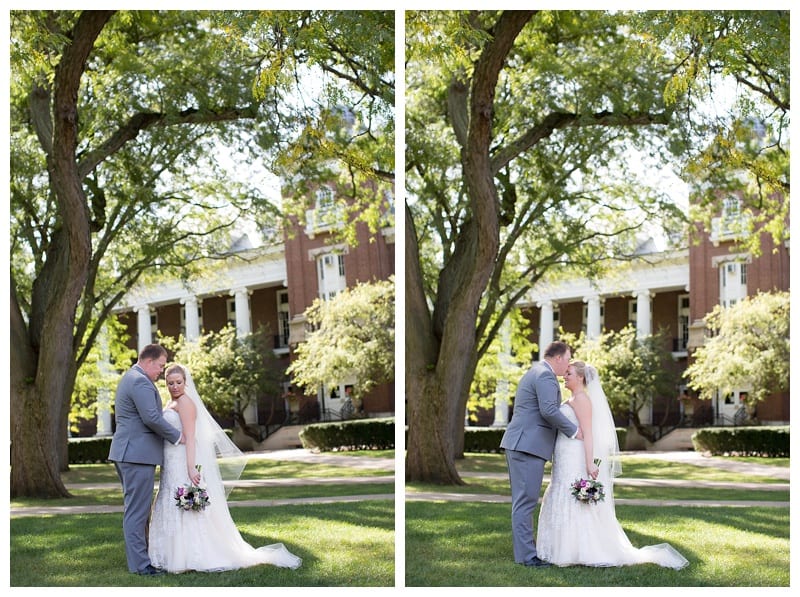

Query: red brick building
left=94, top=184, right=395, bottom=442
left=487, top=195, right=789, bottom=439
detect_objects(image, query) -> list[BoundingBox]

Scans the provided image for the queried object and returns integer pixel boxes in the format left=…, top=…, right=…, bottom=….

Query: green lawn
left=405, top=502, right=789, bottom=586
left=12, top=502, right=394, bottom=586
left=10, top=451, right=395, bottom=587
left=405, top=452, right=789, bottom=587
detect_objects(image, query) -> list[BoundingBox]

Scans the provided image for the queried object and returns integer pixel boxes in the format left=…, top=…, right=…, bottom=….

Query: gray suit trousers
left=115, top=461, right=157, bottom=573
left=506, top=448, right=547, bottom=564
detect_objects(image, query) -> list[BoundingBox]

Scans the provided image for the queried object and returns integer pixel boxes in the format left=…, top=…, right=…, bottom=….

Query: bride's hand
left=587, top=462, right=599, bottom=480
left=188, top=469, right=201, bottom=485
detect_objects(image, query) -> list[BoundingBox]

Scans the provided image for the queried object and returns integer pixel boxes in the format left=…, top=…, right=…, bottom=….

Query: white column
left=537, top=300, right=554, bottom=353
left=135, top=304, right=152, bottom=353
left=584, top=294, right=602, bottom=340
left=231, top=287, right=256, bottom=424
left=231, top=287, right=252, bottom=337
left=635, top=289, right=652, bottom=338
left=492, top=319, right=512, bottom=427
left=95, top=327, right=113, bottom=436
left=181, top=295, right=201, bottom=341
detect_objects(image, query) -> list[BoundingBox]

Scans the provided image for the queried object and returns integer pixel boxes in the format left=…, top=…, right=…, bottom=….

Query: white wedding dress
left=148, top=408, right=302, bottom=572
left=537, top=403, right=688, bottom=569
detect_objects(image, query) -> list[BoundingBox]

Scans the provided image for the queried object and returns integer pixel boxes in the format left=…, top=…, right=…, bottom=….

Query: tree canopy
left=632, top=11, right=790, bottom=256
left=686, top=291, right=790, bottom=405
left=287, top=277, right=395, bottom=401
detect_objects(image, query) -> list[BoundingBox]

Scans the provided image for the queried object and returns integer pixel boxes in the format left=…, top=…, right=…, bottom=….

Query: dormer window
left=316, top=187, right=335, bottom=215
left=711, top=196, right=749, bottom=244
left=305, top=186, right=342, bottom=238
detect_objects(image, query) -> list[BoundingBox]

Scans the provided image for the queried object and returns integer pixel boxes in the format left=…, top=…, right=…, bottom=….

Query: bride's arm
left=177, top=398, right=200, bottom=484
left=571, top=395, right=599, bottom=479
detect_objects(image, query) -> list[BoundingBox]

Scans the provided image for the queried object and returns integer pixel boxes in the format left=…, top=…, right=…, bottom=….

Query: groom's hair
left=543, top=341, right=571, bottom=358
left=139, top=343, right=168, bottom=362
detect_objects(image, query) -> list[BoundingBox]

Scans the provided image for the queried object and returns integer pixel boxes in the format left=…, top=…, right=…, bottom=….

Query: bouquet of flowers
left=570, top=458, right=605, bottom=505
left=174, top=465, right=210, bottom=512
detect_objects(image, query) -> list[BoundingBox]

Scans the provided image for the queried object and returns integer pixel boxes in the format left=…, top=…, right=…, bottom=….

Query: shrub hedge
left=299, top=417, right=395, bottom=451
left=692, top=425, right=789, bottom=457
left=68, top=436, right=113, bottom=464
left=67, top=418, right=394, bottom=463
left=460, top=426, right=628, bottom=453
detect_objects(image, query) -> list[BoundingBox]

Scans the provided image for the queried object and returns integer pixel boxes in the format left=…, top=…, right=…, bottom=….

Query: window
left=677, top=294, right=690, bottom=351
left=277, top=290, right=290, bottom=348
left=719, top=261, right=747, bottom=308
left=226, top=298, right=236, bottom=326
left=316, top=187, right=335, bottom=214
left=552, top=307, right=560, bottom=338
left=711, top=196, right=749, bottom=243
left=317, top=252, right=346, bottom=301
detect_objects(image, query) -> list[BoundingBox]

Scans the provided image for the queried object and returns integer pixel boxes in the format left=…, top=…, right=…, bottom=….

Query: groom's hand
left=574, top=427, right=584, bottom=441
left=179, top=432, right=186, bottom=444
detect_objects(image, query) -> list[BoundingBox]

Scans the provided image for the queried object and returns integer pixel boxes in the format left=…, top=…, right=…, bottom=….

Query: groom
left=108, top=343, right=184, bottom=575
left=500, top=341, right=582, bottom=567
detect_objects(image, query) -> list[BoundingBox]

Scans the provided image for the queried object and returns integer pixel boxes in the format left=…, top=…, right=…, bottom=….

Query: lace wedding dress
left=537, top=403, right=688, bottom=569
left=148, top=408, right=302, bottom=572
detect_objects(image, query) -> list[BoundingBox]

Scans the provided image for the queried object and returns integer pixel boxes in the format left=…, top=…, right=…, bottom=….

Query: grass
left=10, top=450, right=395, bottom=587
left=405, top=452, right=790, bottom=587
left=10, top=449, right=789, bottom=587
left=11, top=454, right=395, bottom=509
left=456, top=452, right=789, bottom=481
left=12, top=502, right=394, bottom=586
left=405, top=502, right=789, bottom=586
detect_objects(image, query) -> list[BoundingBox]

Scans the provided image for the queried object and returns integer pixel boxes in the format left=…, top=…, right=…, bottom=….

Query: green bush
left=461, top=426, right=628, bottom=454
left=465, top=427, right=505, bottom=452
left=68, top=436, right=113, bottom=464
left=67, top=428, right=234, bottom=464
left=299, top=417, right=394, bottom=451
left=692, top=425, right=789, bottom=457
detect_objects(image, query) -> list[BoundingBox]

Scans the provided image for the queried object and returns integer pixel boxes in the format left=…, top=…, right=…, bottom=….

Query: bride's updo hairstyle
left=570, top=360, right=588, bottom=386
left=165, top=364, right=186, bottom=381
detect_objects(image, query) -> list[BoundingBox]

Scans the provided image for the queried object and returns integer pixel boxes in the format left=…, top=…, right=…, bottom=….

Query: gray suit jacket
left=500, top=361, right=578, bottom=460
left=108, top=365, right=181, bottom=465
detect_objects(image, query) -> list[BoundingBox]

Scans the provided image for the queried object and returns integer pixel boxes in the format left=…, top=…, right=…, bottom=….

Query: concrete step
left=258, top=424, right=304, bottom=450
left=649, top=427, right=696, bottom=451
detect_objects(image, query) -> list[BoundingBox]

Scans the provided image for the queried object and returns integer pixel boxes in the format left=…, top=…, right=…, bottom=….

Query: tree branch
left=491, top=109, right=671, bottom=175
left=77, top=105, right=258, bottom=179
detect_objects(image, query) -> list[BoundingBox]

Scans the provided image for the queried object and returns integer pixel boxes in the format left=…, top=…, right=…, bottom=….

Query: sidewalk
left=10, top=450, right=787, bottom=517
left=406, top=450, right=789, bottom=508
left=10, top=449, right=396, bottom=518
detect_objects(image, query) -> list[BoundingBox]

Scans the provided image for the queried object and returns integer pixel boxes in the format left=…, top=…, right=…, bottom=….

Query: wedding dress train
left=148, top=409, right=302, bottom=572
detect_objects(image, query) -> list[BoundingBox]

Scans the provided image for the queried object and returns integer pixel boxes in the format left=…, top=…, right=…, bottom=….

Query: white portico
left=492, top=249, right=690, bottom=427
left=99, top=245, right=288, bottom=434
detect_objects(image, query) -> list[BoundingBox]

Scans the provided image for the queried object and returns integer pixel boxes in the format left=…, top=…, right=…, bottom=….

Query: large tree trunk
left=10, top=284, right=71, bottom=498
left=405, top=372, right=464, bottom=485
left=451, top=351, right=480, bottom=460
left=405, top=12, right=533, bottom=484
left=405, top=203, right=463, bottom=484
left=10, top=11, right=114, bottom=498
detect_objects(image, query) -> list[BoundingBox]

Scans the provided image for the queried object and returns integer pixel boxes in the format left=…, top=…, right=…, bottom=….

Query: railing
left=320, top=398, right=356, bottom=422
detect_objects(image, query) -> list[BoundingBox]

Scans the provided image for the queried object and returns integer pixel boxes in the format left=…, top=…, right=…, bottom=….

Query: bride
left=148, top=364, right=302, bottom=572
left=536, top=361, right=688, bottom=569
